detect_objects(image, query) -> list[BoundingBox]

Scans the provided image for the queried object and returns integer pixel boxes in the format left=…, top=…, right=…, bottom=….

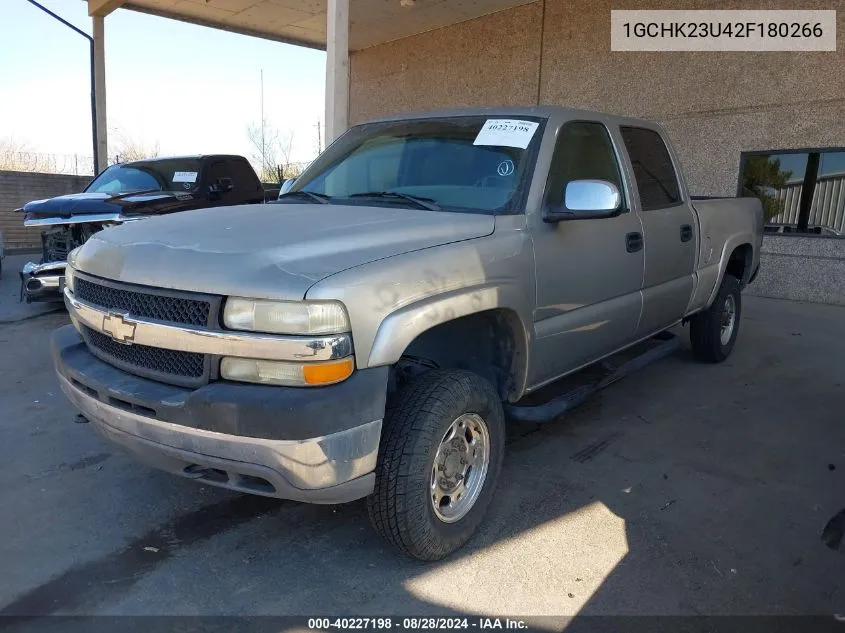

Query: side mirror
left=209, top=177, right=234, bottom=195
left=278, top=178, right=297, bottom=197
left=545, top=179, right=623, bottom=222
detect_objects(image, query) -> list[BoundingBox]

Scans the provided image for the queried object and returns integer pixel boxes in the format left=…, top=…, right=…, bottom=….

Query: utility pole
left=24, top=0, right=99, bottom=173
left=316, top=119, right=322, bottom=154
left=260, top=69, right=265, bottom=175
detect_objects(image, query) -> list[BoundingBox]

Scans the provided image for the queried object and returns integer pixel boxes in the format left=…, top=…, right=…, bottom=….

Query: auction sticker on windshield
left=474, top=119, right=539, bottom=149
left=173, top=171, right=198, bottom=183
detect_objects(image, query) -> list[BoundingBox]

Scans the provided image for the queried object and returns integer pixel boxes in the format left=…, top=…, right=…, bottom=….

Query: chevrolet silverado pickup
left=52, top=107, right=763, bottom=560
left=17, top=154, right=265, bottom=302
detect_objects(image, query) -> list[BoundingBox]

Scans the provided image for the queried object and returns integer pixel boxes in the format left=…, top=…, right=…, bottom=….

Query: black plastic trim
left=52, top=325, right=388, bottom=441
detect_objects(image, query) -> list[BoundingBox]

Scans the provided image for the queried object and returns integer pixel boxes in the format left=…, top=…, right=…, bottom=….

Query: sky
left=0, top=0, right=326, bottom=170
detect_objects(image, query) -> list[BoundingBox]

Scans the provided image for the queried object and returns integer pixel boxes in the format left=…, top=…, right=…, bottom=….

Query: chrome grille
left=75, top=277, right=211, bottom=327
left=83, top=326, right=206, bottom=381
left=73, top=274, right=220, bottom=387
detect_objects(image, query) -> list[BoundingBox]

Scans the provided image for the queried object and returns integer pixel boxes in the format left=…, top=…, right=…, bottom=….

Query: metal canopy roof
left=109, top=0, right=535, bottom=51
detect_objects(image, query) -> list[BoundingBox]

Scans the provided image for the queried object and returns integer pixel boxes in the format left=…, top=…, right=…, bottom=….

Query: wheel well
left=390, top=309, right=526, bottom=402
left=726, top=244, right=753, bottom=286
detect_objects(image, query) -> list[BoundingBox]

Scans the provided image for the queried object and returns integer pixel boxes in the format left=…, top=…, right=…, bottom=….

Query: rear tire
left=367, top=369, right=505, bottom=561
left=690, top=274, right=741, bottom=363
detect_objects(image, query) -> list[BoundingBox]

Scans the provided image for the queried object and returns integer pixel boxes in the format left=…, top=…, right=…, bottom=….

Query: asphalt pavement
left=0, top=272, right=842, bottom=623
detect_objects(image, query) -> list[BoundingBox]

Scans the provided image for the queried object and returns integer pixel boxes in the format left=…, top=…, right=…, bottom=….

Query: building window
left=739, top=148, right=845, bottom=237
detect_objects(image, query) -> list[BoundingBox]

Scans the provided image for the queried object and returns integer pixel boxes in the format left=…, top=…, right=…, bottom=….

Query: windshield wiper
left=105, top=189, right=162, bottom=200
left=277, top=190, right=332, bottom=204
left=348, top=191, right=440, bottom=211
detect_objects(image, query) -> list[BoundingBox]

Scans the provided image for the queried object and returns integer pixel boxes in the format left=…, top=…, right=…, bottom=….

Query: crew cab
left=17, top=154, right=264, bottom=302
left=52, top=107, right=763, bottom=561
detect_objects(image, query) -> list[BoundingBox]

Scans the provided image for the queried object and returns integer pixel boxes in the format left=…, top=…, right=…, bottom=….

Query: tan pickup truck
left=53, top=106, right=763, bottom=560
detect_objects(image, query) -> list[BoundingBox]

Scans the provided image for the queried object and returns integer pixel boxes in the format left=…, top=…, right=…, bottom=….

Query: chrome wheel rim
left=430, top=413, right=490, bottom=523
left=720, top=294, right=736, bottom=346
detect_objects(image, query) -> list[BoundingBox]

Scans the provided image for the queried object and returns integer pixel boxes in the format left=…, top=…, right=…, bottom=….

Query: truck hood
left=70, top=203, right=494, bottom=300
left=18, top=190, right=202, bottom=221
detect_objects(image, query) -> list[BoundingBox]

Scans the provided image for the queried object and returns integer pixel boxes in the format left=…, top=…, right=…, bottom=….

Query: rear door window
left=620, top=126, right=682, bottom=210
left=231, top=159, right=262, bottom=194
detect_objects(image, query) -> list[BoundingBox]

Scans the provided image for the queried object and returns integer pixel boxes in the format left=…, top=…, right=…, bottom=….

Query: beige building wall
left=349, top=3, right=543, bottom=125
left=349, top=0, right=845, bottom=196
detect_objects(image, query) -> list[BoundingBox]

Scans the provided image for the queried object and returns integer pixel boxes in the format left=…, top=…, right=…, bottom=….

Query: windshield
left=289, top=116, right=545, bottom=214
left=86, top=159, right=203, bottom=194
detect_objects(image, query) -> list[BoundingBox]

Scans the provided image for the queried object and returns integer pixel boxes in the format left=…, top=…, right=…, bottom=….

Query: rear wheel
left=690, top=274, right=741, bottom=363
left=367, top=369, right=505, bottom=561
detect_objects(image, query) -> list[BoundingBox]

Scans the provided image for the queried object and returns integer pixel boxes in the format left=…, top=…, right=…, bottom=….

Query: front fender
left=368, top=284, right=501, bottom=367
left=304, top=223, right=536, bottom=396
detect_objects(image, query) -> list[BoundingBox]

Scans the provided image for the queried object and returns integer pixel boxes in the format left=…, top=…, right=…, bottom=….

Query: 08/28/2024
left=308, top=618, right=528, bottom=630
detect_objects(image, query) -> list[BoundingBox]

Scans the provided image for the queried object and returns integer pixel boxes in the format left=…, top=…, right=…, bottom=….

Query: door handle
left=625, top=231, right=643, bottom=253
left=680, top=224, right=693, bottom=242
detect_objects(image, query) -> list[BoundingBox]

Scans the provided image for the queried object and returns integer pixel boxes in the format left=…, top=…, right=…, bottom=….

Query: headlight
left=220, top=356, right=354, bottom=387
left=64, top=265, right=75, bottom=294
left=223, top=297, right=350, bottom=335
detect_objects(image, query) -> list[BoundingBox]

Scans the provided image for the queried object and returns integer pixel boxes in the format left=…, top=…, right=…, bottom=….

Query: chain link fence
left=0, top=151, right=96, bottom=176
left=276, top=160, right=312, bottom=182
left=0, top=152, right=316, bottom=181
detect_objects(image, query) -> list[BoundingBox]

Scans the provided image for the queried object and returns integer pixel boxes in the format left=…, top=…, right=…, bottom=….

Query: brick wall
left=0, top=170, right=91, bottom=251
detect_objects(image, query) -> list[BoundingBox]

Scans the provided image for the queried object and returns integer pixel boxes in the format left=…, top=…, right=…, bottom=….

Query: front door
left=528, top=120, right=645, bottom=389
left=618, top=126, right=697, bottom=337
left=206, top=160, right=239, bottom=206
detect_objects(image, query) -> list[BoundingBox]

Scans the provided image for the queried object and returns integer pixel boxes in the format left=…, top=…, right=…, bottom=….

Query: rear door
left=619, top=126, right=697, bottom=337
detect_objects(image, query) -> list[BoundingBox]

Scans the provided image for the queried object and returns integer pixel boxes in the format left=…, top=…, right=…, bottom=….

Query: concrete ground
left=0, top=264, right=843, bottom=623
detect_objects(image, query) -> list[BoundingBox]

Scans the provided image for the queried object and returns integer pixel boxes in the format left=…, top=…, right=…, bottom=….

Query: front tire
left=367, top=369, right=505, bottom=561
left=690, top=274, right=741, bottom=363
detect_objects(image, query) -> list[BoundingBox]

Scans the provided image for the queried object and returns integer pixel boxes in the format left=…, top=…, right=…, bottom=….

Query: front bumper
left=53, top=325, right=388, bottom=503
left=21, top=261, right=65, bottom=303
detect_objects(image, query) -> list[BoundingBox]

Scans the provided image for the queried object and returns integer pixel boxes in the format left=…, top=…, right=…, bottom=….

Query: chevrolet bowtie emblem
left=102, top=312, right=137, bottom=344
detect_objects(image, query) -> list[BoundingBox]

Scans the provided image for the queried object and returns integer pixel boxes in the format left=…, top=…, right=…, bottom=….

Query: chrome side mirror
left=545, top=179, right=623, bottom=222
left=565, top=179, right=621, bottom=213
left=279, top=178, right=297, bottom=197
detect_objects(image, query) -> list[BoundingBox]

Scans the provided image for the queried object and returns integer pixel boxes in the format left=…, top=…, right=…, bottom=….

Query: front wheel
left=690, top=274, right=741, bottom=363
left=367, top=369, right=505, bottom=561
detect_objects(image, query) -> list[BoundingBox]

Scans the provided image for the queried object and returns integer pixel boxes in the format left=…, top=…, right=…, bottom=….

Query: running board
left=504, top=331, right=679, bottom=423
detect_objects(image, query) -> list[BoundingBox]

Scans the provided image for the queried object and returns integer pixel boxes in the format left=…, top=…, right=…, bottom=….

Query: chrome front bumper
left=64, top=286, right=352, bottom=362
left=59, top=373, right=381, bottom=503
left=21, top=261, right=66, bottom=302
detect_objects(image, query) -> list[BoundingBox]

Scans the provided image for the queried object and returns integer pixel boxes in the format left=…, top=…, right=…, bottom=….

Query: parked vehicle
left=52, top=107, right=763, bottom=560
left=17, top=155, right=264, bottom=302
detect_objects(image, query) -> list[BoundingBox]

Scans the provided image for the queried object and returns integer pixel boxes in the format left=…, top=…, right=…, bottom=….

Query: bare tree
left=0, top=137, right=50, bottom=172
left=277, top=129, right=297, bottom=179
left=246, top=119, right=297, bottom=183
left=110, top=127, right=160, bottom=164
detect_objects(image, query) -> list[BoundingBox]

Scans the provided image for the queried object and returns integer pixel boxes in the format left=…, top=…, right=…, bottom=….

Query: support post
left=325, top=0, right=349, bottom=145
left=796, top=152, right=820, bottom=233
left=92, top=15, right=108, bottom=174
